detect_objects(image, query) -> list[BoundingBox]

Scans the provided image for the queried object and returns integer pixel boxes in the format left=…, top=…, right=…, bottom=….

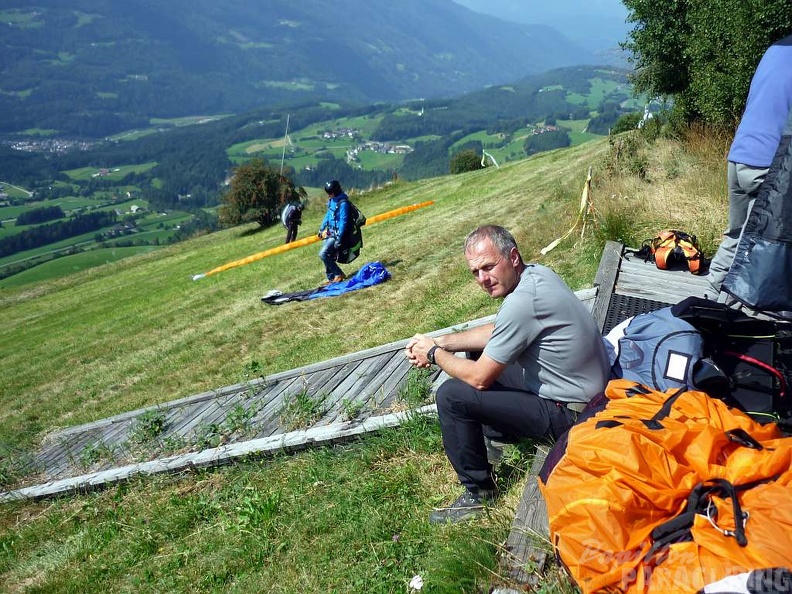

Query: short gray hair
left=464, top=225, right=519, bottom=258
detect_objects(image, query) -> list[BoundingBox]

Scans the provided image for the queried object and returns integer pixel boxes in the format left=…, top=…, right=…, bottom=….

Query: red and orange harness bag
left=637, top=229, right=704, bottom=274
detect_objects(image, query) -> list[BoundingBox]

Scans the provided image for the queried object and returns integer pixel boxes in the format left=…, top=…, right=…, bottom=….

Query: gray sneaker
left=429, top=489, right=497, bottom=524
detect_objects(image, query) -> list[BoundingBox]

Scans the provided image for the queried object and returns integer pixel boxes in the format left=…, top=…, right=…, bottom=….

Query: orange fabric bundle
left=540, top=379, right=792, bottom=593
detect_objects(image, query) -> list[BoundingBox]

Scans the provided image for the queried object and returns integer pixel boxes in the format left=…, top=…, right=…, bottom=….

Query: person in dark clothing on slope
left=282, top=201, right=303, bottom=244
left=318, top=180, right=350, bottom=284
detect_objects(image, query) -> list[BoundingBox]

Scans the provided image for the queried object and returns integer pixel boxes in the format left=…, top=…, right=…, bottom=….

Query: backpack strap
left=674, top=230, right=703, bottom=274
left=631, top=241, right=654, bottom=262
left=649, top=230, right=678, bottom=270
left=645, top=477, right=752, bottom=565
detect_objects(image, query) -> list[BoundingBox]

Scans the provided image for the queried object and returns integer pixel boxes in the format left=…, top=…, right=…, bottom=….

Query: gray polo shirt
left=483, top=264, right=609, bottom=403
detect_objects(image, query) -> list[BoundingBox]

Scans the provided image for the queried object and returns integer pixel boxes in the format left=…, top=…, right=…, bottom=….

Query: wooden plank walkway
left=498, top=240, right=712, bottom=587
left=0, top=292, right=593, bottom=503
left=1, top=341, right=449, bottom=502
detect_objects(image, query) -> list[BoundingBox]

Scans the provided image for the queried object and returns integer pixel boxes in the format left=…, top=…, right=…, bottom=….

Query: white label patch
left=665, top=352, right=690, bottom=382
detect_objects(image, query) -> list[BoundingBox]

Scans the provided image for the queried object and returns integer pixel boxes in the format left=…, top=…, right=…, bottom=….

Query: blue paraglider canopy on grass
left=261, top=262, right=391, bottom=305
left=309, top=261, right=391, bottom=299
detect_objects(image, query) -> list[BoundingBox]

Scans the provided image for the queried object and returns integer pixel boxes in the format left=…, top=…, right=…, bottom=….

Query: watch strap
left=427, top=345, right=440, bottom=365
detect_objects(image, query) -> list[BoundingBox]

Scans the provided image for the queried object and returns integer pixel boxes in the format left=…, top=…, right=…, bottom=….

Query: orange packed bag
left=539, top=379, right=792, bottom=593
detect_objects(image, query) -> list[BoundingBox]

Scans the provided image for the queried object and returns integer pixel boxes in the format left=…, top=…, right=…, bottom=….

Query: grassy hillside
left=0, top=129, right=729, bottom=592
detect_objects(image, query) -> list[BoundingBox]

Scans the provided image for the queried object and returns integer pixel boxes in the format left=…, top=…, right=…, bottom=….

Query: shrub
left=450, top=149, right=484, bottom=174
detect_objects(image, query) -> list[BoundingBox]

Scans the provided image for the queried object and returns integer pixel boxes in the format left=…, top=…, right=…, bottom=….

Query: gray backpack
left=607, top=306, right=704, bottom=392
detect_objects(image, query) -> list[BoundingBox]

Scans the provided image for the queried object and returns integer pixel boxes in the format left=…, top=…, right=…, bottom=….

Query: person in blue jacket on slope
left=318, top=179, right=350, bottom=284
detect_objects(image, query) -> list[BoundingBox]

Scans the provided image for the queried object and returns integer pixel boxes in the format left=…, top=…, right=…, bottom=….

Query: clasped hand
left=405, top=334, right=435, bottom=368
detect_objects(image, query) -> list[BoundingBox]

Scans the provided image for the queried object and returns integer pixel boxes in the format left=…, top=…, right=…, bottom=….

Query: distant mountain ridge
left=452, top=0, right=631, bottom=56
left=0, top=0, right=596, bottom=139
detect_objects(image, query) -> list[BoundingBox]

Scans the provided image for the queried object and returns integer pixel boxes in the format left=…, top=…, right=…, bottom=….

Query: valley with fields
left=0, top=66, right=646, bottom=288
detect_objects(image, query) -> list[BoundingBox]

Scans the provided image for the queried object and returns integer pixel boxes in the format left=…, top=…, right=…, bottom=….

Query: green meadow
left=0, top=128, right=729, bottom=592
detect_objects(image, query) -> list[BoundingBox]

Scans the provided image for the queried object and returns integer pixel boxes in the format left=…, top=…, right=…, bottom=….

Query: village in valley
left=319, top=127, right=413, bottom=166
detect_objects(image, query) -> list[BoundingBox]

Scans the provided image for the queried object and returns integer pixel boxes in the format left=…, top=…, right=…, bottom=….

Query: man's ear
left=510, top=247, right=521, bottom=266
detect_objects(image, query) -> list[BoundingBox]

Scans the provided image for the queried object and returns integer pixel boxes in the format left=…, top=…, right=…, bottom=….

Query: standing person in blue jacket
left=708, top=33, right=792, bottom=296
left=318, top=180, right=350, bottom=284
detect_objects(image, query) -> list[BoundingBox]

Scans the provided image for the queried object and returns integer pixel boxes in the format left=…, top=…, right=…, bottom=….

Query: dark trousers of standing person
left=435, top=378, right=578, bottom=494
left=285, top=221, right=299, bottom=243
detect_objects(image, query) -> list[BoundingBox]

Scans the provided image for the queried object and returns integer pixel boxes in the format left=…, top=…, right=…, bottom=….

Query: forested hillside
left=453, top=0, right=630, bottom=55
left=2, top=67, right=635, bottom=192
left=0, top=0, right=594, bottom=138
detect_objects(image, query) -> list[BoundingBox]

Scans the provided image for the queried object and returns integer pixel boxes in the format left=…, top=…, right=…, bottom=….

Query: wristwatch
left=426, top=345, right=441, bottom=365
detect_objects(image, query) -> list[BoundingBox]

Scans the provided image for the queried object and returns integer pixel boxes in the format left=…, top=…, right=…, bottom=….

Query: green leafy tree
left=622, top=0, right=792, bottom=127
left=219, top=159, right=306, bottom=228
left=449, top=149, right=484, bottom=174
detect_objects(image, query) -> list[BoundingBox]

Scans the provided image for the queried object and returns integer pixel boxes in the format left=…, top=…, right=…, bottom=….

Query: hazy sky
left=452, top=0, right=631, bottom=54
left=452, top=0, right=628, bottom=22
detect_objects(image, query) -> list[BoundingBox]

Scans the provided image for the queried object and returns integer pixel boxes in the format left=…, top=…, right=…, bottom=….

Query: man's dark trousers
left=435, top=378, right=577, bottom=493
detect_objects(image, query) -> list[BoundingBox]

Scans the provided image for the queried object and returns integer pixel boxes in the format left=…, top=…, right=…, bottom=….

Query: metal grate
left=602, top=293, right=671, bottom=335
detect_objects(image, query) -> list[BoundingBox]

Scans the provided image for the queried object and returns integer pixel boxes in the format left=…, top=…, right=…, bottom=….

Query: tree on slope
left=622, top=0, right=792, bottom=128
left=219, top=159, right=306, bottom=228
left=450, top=149, right=484, bottom=174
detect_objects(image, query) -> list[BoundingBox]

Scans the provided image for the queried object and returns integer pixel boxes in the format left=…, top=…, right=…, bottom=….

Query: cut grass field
left=0, top=246, right=162, bottom=289
left=0, top=128, right=729, bottom=592
left=0, top=182, right=34, bottom=200
left=109, top=115, right=233, bottom=142
left=0, top=196, right=97, bottom=223
left=62, top=162, right=158, bottom=182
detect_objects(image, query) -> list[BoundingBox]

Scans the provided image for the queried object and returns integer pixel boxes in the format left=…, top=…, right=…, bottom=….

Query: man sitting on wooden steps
left=405, top=225, right=610, bottom=524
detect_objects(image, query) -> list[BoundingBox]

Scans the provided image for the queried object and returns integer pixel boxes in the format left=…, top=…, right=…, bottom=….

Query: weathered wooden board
left=2, top=287, right=601, bottom=501
left=0, top=404, right=438, bottom=502
left=590, top=240, right=622, bottom=331
left=500, top=444, right=550, bottom=585
left=617, top=250, right=711, bottom=303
